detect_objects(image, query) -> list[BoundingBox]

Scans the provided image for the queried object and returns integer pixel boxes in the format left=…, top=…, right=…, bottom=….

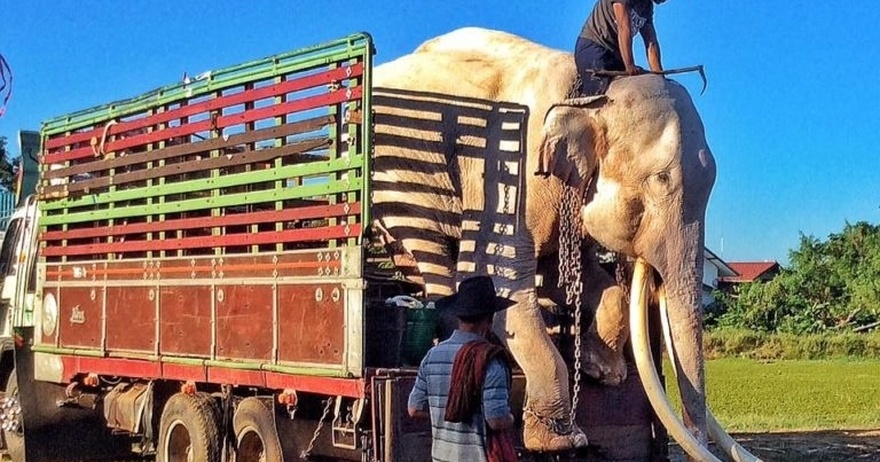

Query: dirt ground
left=3, top=430, right=878, bottom=461
left=668, top=430, right=880, bottom=462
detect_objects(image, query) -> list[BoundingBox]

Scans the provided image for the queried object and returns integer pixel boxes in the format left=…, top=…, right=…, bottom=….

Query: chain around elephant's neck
left=558, top=183, right=584, bottom=426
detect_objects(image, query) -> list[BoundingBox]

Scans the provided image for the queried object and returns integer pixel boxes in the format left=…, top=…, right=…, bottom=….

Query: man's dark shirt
left=580, top=0, right=654, bottom=62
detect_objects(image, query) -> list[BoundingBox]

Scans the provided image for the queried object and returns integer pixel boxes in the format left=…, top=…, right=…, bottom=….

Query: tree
left=715, top=222, right=880, bottom=334
left=0, top=136, right=17, bottom=192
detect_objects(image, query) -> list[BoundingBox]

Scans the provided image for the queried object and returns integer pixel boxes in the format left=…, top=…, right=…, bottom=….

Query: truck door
left=0, top=213, right=25, bottom=340
left=0, top=197, right=38, bottom=335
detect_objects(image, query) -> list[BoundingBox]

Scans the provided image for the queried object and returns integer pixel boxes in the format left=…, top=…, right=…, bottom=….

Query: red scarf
left=445, top=340, right=519, bottom=462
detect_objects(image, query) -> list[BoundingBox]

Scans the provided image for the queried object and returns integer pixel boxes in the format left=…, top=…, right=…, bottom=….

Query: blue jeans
left=574, top=37, right=624, bottom=95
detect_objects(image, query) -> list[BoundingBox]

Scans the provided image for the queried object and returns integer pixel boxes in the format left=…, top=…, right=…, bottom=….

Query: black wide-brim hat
left=435, top=276, right=517, bottom=318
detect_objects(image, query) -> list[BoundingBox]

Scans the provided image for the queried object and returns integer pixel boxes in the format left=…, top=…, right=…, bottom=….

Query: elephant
left=368, top=27, right=718, bottom=454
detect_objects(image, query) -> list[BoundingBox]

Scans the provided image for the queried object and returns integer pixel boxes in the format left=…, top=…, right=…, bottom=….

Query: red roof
left=720, top=261, right=780, bottom=282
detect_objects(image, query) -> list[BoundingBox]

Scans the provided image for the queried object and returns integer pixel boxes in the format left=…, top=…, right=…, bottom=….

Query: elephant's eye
left=645, top=171, right=675, bottom=198
left=656, top=172, right=670, bottom=184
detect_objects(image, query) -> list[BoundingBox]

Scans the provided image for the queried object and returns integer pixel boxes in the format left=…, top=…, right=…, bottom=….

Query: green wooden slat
left=43, top=34, right=372, bottom=136
left=31, top=345, right=105, bottom=357
left=263, top=363, right=346, bottom=377
left=360, top=40, right=374, bottom=234
left=41, top=154, right=365, bottom=211
left=40, top=177, right=364, bottom=226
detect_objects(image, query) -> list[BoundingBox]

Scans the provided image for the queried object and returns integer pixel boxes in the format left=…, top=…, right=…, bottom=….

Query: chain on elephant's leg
left=496, top=290, right=588, bottom=452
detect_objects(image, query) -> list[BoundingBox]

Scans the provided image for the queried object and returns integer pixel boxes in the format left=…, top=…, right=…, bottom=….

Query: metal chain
left=302, top=397, right=335, bottom=459
left=558, top=184, right=584, bottom=427
left=615, top=253, right=630, bottom=302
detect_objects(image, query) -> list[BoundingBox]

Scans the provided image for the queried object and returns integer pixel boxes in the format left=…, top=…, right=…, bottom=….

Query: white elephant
left=370, top=27, right=716, bottom=453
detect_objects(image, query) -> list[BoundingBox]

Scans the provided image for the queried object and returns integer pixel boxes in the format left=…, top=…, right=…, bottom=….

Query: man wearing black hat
left=408, top=276, right=518, bottom=462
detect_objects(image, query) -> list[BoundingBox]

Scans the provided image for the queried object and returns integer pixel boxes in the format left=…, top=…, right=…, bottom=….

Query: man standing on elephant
left=408, top=276, right=519, bottom=462
left=575, top=0, right=666, bottom=95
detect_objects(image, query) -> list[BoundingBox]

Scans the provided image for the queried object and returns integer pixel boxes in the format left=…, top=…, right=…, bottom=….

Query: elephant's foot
left=522, top=409, right=588, bottom=452
left=581, top=333, right=627, bottom=386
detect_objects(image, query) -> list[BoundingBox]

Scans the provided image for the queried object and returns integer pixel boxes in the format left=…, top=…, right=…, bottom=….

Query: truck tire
left=2, top=369, right=24, bottom=462
left=158, top=392, right=221, bottom=462
left=233, top=397, right=283, bottom=462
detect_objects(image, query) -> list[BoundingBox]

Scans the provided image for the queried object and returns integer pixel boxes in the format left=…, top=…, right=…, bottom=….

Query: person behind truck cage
left=407, top=276, right=518, bottom=462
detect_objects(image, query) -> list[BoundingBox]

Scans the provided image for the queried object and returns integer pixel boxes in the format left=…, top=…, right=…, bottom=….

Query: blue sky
left=1, top=1, right=878, bottom=264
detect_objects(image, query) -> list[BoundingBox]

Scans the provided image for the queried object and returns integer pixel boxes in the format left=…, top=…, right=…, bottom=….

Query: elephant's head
left=539, top=75, right=716, bottom=447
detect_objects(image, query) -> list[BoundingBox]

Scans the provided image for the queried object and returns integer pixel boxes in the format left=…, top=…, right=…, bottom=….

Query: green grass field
left=663, top=358, right=880, bottom=432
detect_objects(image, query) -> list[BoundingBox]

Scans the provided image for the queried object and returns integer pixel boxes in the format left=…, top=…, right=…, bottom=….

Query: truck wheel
left=158, top=392, right=221, bottom=462
left=2, top=369, right=24, bottom=462
left=233, top=398, right=282, bottom=462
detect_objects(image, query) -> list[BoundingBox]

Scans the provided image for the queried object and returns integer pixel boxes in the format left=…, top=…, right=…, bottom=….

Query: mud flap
left=13, top=327, right=132, bottom=461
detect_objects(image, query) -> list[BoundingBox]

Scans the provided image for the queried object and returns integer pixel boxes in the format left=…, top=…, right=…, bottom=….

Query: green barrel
left=401, top=305, right=438, bottom=366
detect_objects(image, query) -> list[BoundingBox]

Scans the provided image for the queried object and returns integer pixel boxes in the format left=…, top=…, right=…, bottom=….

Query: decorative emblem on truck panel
left=70, top=305, right=86, bottom=325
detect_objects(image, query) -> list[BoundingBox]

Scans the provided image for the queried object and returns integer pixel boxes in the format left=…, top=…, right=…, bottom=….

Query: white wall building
left=702, top=248, right=736, bottom=307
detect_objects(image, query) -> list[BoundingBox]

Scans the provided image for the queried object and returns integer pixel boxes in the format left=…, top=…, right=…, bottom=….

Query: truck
left=0, top=33, right=665, bottom=462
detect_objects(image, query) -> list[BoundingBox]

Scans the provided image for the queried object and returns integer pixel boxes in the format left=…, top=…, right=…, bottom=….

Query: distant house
left=717, top=261, right=781, bottom=293
left=702, top=248, right=736, bottom=307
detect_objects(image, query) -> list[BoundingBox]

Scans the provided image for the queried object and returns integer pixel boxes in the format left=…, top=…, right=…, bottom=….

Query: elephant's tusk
left=658, top=286, right=765, bottom=462
left=629, top=258, right=722, bottom=462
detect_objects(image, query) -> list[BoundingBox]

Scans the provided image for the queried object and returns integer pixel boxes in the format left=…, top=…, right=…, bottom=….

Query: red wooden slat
left=58, top=354, right=365, bottom=398
left=41, top=224, right=362, bottom=256
left=62, top=356, right=162, bottom=382
left=264, top=372, right=365, bottom=398
left=45, top=85, right=363, bottom=164
left=161, top=363, right=208, bottom=382
left=207, top=368, right=266, bottom=387
left=44, top=63, right=364, bottom=151
left=41, top=203, right=361, bottom=241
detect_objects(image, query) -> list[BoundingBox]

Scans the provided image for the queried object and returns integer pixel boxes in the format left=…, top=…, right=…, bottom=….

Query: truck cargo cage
left=32, top=34, right=379, bottom=381
left=38, top=33, right=374, bottom=262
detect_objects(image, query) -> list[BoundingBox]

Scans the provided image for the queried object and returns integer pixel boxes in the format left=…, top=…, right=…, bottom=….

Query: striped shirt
left=408, top=330, right=511, bottom=462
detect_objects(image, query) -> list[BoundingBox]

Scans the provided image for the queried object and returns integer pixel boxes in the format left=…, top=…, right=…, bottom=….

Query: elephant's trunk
left=659, top=288, right=765, bottom=462
left=661, top=250, right=708, bottom=445
left=633, top=216, right=711, bottom=457
left=657, top=219, right=708, bottom=444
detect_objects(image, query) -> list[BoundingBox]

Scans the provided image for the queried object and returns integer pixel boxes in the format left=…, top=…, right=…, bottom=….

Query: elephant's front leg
left=495, top=286, right=588, bottom=452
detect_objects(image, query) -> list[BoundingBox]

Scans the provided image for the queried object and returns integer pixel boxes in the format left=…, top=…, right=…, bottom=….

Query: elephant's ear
left=536, top=96, right=608, bottom=190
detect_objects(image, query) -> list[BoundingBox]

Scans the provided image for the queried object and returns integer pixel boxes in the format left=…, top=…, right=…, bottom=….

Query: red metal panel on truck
left=105, top=286, right=156, bottom=353
left=215, top=284, right=274, bottom=361
left=277, top=284, right=346, bottom=365
left=57, top=287, right=103, bottom=349
left=159, top=286, right=212, bottom=357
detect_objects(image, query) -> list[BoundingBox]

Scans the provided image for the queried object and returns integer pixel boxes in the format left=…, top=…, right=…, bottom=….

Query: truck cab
left=0, top=197, right=38, bottom=386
